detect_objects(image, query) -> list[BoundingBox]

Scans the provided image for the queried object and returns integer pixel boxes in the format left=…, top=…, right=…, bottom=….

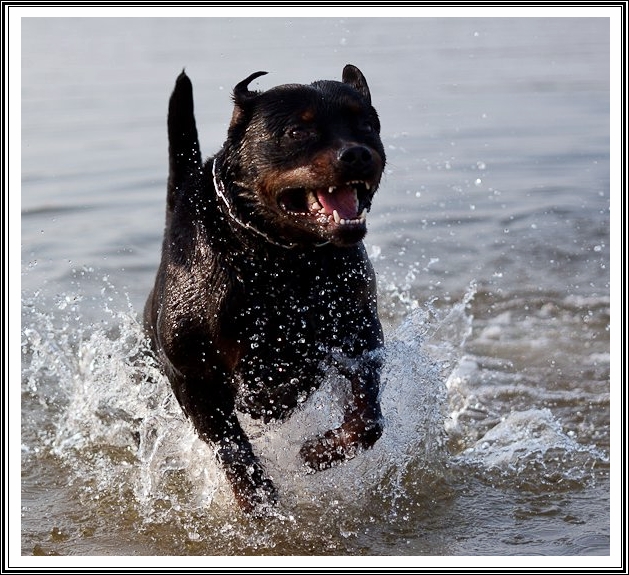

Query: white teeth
left=311, top=201, right=323, bottom=211
left=328, top=208, right=368, bottom=226
left=326, top=181, right=371, bottom=193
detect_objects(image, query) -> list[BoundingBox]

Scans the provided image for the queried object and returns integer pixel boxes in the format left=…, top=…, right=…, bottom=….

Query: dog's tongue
left=316, top=186, right=359, bottom=220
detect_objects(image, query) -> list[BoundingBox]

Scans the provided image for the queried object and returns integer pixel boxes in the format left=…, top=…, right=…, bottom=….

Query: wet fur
left=145, top=65, right=386, bottom=513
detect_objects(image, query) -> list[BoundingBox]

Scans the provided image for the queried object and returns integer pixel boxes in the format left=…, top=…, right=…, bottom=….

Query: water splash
left=22, top=275, right=460, bottom=515
left=451, top=408, right=608, bottom=491
left=21, top=275, right=606, bottom=552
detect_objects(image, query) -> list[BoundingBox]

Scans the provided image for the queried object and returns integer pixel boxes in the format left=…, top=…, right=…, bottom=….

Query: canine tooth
left=311, top=201, right=323, bottom=211
left=359, top=208, right=367, bottom=222
left=328, top=186, right=335, bottom=194
left=333, top=210, right=341, bottom=224
left=365, top=182, right=371, bottom=191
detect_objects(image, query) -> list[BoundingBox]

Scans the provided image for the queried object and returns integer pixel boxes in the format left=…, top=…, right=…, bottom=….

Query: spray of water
left=21, top=272, right=606, bottom=551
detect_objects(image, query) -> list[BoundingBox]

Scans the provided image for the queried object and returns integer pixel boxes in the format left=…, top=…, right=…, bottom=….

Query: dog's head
left=215, top=65, right=386, bottom=248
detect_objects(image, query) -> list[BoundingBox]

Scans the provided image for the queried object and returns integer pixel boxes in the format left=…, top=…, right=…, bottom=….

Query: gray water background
left=19, top=15, right=613, bottom=561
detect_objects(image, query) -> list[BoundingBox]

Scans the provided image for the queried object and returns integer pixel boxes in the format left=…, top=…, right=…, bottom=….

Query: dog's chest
left=238, top=266, right=359, bottom=351
left=229, top=252, right=370, bottom=417
left=230, top=285, right=322, bottom=418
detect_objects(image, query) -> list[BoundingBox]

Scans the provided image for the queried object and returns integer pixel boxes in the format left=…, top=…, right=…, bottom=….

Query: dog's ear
left=342, top=64, right=371, bottom=105
left=230, top=71, right=268, bottom=127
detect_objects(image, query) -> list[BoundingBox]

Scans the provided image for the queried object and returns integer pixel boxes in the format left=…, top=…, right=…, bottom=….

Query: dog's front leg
left=300, top=350, right=384, bottom=471
left=178, top=376, right=278, bottom=515
left=215, top=424, right=278, bottom=515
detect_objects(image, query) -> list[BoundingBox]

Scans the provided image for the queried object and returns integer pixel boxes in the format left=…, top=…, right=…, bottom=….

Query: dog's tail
left=167, top=70, right=202, bottom=214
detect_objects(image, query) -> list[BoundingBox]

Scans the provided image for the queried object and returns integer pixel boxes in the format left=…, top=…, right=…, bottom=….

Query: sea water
left=19, top=15, right=611, bottom=558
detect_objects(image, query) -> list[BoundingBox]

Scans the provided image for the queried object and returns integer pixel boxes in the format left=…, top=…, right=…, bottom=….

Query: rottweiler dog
left=144, top=65, right=386, bottom=514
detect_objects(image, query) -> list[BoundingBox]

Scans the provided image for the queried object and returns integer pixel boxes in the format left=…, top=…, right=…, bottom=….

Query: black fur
left=144, top=65, right=386, bottom=513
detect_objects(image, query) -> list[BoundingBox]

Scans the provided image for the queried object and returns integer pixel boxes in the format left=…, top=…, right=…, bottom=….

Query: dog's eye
left=286, top=126, right=314, bottom=141
left=359, top=120, right=374, bottom=134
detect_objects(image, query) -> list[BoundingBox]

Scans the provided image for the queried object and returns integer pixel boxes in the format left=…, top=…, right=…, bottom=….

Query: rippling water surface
left=19, top=14, right=612, bottom=561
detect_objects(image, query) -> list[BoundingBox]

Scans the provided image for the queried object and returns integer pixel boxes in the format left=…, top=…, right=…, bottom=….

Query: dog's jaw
left=251, top=150, right=383, bottom=247
left=277, top=180, right=376, bottom=242
left=214, top=160, right=381, bottom=248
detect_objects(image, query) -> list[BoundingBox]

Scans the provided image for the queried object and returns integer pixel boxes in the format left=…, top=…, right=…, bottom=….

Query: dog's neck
left=212, top=159, right=330, bottom=250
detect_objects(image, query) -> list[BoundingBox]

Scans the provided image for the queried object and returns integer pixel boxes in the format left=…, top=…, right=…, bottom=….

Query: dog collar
left=212, top=159, right=330, bottom=250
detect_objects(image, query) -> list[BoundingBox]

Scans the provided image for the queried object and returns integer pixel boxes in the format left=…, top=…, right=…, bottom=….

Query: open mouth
left=278, top=181, right=372, bottom=227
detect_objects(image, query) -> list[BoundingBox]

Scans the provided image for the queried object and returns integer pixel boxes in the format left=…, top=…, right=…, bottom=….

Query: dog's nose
left=339, top=145, right=374, bottom=172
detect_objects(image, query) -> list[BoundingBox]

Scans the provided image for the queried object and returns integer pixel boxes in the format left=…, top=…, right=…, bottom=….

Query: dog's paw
left=300, top=417, right=383, bottom=472
left=232, top=474, right=278, bottom=516
left=299, top=429, right=358, bottom=472
left=222, top=456, right=279, bottom=515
